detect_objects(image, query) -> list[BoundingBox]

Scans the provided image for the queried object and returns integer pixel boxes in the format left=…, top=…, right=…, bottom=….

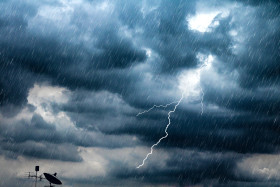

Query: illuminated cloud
left=0, top=0, right=280, bottom=186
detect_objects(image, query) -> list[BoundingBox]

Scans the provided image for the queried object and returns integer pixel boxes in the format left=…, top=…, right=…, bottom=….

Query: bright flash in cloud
left=178, top=71, right=200, bottom=97
left=187, top=6, right=230, bottom=33
left=179, top=54, right=213, bottom=95
left=187, top=12, right=220, bottom=32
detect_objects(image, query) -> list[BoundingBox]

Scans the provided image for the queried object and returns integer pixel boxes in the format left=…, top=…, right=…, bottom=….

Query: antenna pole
left=35, top=170, right=37, bottom=187
left=34, top=166, right=39, bottom=187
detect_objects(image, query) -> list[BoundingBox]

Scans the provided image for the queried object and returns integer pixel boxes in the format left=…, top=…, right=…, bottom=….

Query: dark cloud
left=0, top=0, right=280, bottom=186
left=110, top=106, right=280, bottom=155
left=216, top=3, right=280, bottom=88
left=0, top=111, right=139, bottom=163
left=234, top=0, right=280, bottom=6
left=1, top=141, right=82, bottom=162
left=107, top=150, right=242, bottom=186
left=91, top=30, right=147, bottom=69
left=61, top=150, right=242, bottom=186
left=0, top=114, right=83, bottom=161
left=116, top=0, right=200, bottom=72
left=204, top=85, right=280, bottom=116
left=0, top=0, right=147, bottom=107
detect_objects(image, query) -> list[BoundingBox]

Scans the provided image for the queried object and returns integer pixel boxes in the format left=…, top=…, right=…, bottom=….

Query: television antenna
left=26, top=166, right=42, bottom=187
left=26, top=166, right=62, bottom=187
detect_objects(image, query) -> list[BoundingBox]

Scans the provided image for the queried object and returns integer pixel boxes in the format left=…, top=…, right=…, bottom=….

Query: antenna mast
left=35, top=166, right=39, bottom=187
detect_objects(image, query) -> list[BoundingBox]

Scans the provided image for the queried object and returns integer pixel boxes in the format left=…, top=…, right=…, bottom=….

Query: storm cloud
left=0, top=0, right=280, bottom=186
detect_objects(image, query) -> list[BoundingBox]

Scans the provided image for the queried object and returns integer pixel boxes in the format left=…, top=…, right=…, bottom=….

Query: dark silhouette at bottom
left=43, top=173, right=62, bottom=187
left=26, top=166, right=62, bottom=187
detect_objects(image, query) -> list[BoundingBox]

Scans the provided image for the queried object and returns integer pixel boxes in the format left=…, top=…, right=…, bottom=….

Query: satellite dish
left=43, top=173, right=62, bottom=185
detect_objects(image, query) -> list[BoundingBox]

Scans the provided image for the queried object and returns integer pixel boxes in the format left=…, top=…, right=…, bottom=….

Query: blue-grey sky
left=0, top=0, right=280, bottom=186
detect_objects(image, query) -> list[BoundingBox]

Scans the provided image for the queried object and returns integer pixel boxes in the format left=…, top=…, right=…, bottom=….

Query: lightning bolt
left=136, top=57, right=210, bottom=168
left=198, top=62, right=207, bottom=116
left=199, top=83, right=204, bottom=115
left=136, top=101, right=179, bottom=117
left=136, top=92, right=184, bottom=168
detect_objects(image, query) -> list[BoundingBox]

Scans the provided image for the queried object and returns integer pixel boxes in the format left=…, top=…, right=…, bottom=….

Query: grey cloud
left=106, top=149, right=242, bottom=186
left=0, top=111, right=139, bottom=161
left=91, top=30, right=147, bottom=69
left=0, top=0, right=280, bottom=186
left=234, top=0, right=280, bottom=6
left=216, top=4, right=280, bottom=88
left=0, top=0, right=147, bottom=107
left=1, top=141, right=82, bottom=162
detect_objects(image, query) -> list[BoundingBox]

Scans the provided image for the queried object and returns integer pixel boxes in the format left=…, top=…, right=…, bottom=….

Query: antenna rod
left=35, top=170, right=37, bottom=187
left=35, top=166, right=39, bottom=187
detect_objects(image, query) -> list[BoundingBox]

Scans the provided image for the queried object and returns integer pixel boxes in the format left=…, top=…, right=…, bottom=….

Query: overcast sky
left=0, top=0, right=280, bottom=186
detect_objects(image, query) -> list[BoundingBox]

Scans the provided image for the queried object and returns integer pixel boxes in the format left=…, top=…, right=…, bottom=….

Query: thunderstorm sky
left=0, top=0, right=280, bottom=186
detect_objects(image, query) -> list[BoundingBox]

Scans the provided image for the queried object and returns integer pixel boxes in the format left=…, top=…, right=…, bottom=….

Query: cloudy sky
left=0, top=0, right=280, bottom=186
